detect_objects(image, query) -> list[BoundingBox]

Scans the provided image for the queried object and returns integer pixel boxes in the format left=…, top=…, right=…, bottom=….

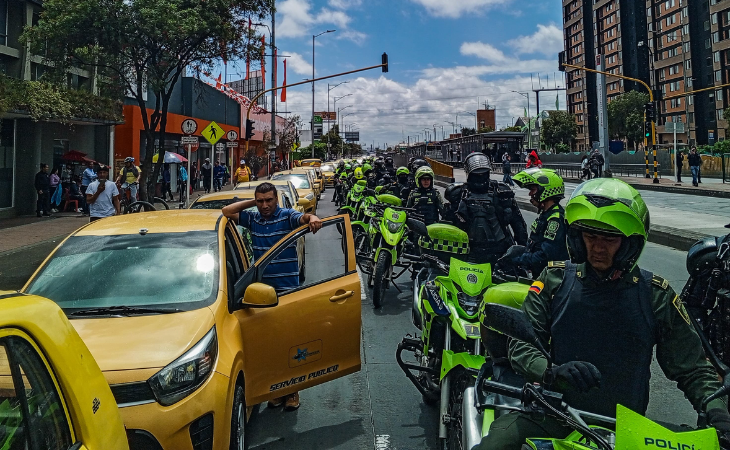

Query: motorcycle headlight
left=386, top=219, right=404, bottom=233
left=149, top=327, right=218, bottom=406
left=457, top=292, right=481, bottom=317
left=305, top=193, right=314, bottom=200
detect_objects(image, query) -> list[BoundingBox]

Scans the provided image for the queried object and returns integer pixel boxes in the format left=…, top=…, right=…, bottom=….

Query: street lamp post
left=312, top=29, right=336, bottom=157
left=341, top=113, right=355, bottom=157
left=512, top=91, right=531, bottom=149
left=328, top=81, right=348, bottom=134
left=337, top=105, right=352, bottom=158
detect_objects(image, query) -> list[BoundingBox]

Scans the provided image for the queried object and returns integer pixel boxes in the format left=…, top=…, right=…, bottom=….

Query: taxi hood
left=70, top=307, right=215, bottom=372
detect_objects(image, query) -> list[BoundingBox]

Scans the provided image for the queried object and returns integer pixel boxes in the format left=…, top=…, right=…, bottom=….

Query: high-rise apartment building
left=563, top=0, right=650, bottom=151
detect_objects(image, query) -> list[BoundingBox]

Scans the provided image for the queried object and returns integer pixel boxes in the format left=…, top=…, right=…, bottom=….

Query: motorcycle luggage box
left=418, top=223, right=469, bottom=262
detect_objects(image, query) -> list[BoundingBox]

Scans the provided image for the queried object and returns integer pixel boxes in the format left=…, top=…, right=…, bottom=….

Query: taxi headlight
left=386, top=219, right=403, bottom=234
left=305, top=193, right=314, bottom=200
left=149, top=327, right=218, bottom=406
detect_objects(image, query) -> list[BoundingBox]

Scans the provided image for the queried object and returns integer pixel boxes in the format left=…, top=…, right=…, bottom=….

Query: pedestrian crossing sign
left=201, top=121, right=225, bottom=145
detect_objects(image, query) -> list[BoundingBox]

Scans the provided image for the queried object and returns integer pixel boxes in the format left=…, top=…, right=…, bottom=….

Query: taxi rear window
left=191, top=198, right=253, bottom=210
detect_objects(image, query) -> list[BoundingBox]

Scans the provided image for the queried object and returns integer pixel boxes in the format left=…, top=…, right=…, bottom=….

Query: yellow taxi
left=270, top=171, right=319, bottom=212
left=291, top=167, right=323, bottom=199
left=299, top=158, right=322, bottom=167
left=320, top=163, right=336, bottom=187
left=22, top=210, right=362, bottom=450
left=0, top=292, right=128, bottom=449
left=234, top=180, right=312, bottom=214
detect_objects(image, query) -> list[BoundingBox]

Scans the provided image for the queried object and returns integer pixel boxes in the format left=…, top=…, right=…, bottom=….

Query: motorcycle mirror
left=481, top=303, right=552, bottom=365
left=407, top=218, right=428, bottom=236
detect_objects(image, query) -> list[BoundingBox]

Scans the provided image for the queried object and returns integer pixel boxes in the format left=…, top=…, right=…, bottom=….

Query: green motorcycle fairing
left=439, top=349, right=485, bottom=381
left=521, top=405, right=719, bottom=450
left=447, top=257, right=492, bottom=297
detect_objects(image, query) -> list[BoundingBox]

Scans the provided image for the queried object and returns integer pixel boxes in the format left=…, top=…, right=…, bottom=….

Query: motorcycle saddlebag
left=418, top=223, right=469, bottom=262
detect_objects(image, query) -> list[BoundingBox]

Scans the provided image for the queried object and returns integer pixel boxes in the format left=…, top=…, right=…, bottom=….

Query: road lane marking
left=375, top=435, right=391, bottom=450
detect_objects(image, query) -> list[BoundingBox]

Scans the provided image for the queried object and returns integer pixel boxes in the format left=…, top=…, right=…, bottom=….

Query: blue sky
left=219, top=0, right=566, bottom=148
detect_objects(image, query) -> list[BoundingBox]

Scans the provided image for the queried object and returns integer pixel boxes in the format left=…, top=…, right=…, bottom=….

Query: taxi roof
left=234, top=179, right=292, bottom=190
left=194, top=191, right=253, bottom=202
left=272, top=170, right=309, bottom=177
left=74, top=210, right=222, bottom=236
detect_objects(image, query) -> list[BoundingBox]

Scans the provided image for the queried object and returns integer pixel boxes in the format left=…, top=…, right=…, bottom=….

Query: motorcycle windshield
left=614, top=405, right=719, bottom=449
left=448, top=257, right=492, bottom=297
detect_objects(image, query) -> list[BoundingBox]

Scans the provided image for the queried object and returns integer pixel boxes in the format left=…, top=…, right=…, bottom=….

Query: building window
left=718, top=89, right=724, bottom=101
left=687, top=77, right=693, bottom=88
left=685, top=59, right=692, bottom=70
left=719, top=109, right=725, bottom=121
left=712, top=12, right=718, bottom=25
left=716, top=70, right=722, bottom=82
left=715, top=51, right=721, bottom=63
left=688, top=111, right=695, bottom=123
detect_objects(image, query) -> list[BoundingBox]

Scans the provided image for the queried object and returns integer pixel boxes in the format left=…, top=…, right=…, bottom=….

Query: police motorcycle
left=395, top=220, right=532, bottom=448
left=458, top=302, right=730, bottom=450
left=359, top=199, right=424, bottom=308
left=681, top=224, right=730, bottom=373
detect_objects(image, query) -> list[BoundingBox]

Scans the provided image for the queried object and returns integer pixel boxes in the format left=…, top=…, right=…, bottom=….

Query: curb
left=435, top=180, right=705, bottom=252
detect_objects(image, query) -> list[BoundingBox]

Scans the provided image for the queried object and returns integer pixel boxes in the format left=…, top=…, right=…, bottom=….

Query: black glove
left=708, top=408, right=730, bottom=440
left=545, top=361, right=601, bottom=393
left=499, top=245, right=527, bottom=264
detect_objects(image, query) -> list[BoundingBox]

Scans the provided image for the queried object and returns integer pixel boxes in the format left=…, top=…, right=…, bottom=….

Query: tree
left=540, top=111, right=578, bottom=151
left=461, top=127, right=477, bottom=137
left=607, top=90, right=650, bottom=148
left=478, top=126, right=494, bottom=134
left=501, top=125, right=522, bottom=132
left=26, top=0, right=271, bottom=199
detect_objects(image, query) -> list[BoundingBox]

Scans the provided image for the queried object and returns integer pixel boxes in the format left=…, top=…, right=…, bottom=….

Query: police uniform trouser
left=478, top=411, right=572, bottom=450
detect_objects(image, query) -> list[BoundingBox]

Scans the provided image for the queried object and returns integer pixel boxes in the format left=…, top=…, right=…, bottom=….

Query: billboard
left=229, top=72, right=265, bottom=108
left=345, top=131, right=360, bottom=142
left=314, top=111, right=337, bottom=121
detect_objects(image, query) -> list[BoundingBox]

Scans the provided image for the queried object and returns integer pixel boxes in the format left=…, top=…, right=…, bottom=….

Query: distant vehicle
left=300, top=158, right=322, bottom=167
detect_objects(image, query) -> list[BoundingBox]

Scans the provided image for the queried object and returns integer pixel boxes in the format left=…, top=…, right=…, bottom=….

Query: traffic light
left=644, top=102, right=656, bottom=122
left=644, top=121, right=653, bottom=140
left=381, top=53, right=389, bottom=73
left=558, top=51, right=566, bottom=72
left=245, top=119, right=255, bottom=140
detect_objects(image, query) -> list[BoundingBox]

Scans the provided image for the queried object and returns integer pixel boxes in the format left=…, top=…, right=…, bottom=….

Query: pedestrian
left=49, top=167, right=61, bottom=212
left=580, top=154, right=591, bottom=180
left=69, top=176, right=86, bottom=213
left=591, top=150, right=604, bottom=178
left=190, top=164, right=198, bottom=193
left=221, top=182, right=323, bottom=412
left=85, top=164, right=120, bottom=222
left=502, top=155, right=515, bottom=186
left=234, top=159, right=252, bottom=184
left=201, top=158, right=212, bottom=193
left=34, top=163, right=52, bottom=217
left=162, top=164, right=174, bottom=200
left=213, top=160, right=226, bottom=192
left=80, top=160, right=97, bottom=215
left=178, top=164, right=188, bottom=201
left=676, top=150, right=685, bottom=183
left=688, top=146, right=702, bottom=187
left=526, top=150, right=542, bottom=168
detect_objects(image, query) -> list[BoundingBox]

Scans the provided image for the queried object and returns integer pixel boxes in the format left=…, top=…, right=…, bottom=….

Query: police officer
left=479, top=178, right=730, bottom=449
left=500, top=168, right=569, bottom=276
left=374, top=159, right=387, bottom=183
left=406, top=166, right=445, bottom=226
left=451, top=152, right=527, bottom=264
left=384, top=167, right=412, bottom=202
left=362, top=163, right=377, bottom=189
left=384, top=156, right=396, bottom=178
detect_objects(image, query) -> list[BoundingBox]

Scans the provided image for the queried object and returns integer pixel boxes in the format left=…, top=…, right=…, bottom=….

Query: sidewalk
left=0, top=182, right=236, bottom=255
left=445, top=170, right=729, bottom=251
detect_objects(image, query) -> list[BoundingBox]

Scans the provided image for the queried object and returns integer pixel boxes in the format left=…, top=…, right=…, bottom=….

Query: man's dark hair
left=255, top=182, right=277, bottom=197
left=40, top=163, right=48, bottom=169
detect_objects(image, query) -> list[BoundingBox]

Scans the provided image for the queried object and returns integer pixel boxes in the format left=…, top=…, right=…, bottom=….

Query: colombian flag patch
left=529, top=281, right=544, bottom=294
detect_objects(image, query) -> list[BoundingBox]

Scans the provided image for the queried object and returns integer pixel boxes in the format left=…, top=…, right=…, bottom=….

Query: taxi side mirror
left=314, top=182, right=321, bottom=190
left=297, top=198, right=311, bottom=209
left=240, top=282, right=278, bottom=308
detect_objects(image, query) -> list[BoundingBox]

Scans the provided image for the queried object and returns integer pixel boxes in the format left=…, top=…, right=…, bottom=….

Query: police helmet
left=513, top=168, right=565, bottom=203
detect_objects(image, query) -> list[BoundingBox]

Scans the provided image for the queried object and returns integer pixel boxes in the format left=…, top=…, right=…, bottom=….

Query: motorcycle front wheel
left=372, top=251, right=391, bottom=308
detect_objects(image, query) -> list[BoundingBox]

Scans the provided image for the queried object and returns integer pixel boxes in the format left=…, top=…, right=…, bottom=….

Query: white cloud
left=277, top=0, right=366, bottom=42
left=327, top=0, right=362, bottom=9
left=409, top=0, right=509, bottom=19
left=508, top=24, right=564, bottom=57
left=283, top=52, right=313, bottom=76
left=460, top=42, right=511, bottom=64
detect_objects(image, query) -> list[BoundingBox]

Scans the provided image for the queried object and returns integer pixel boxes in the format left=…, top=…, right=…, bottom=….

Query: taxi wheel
left=230, top=383, right=247, bottom=450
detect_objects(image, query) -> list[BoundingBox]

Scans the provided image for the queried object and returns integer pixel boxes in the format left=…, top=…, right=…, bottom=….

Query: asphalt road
left=0, top=193, right=705, bottom=449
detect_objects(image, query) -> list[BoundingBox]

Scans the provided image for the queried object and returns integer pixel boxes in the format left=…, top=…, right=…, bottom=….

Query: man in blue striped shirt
left=222, top=182, right=322, bottom=410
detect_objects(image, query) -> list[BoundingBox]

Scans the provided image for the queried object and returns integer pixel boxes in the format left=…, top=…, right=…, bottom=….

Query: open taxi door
left=233, top=215, right=361, bottom=405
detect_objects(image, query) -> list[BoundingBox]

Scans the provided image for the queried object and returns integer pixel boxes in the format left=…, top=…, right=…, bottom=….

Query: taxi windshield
left=26, top=231, right=220, bottom=313
left=272, top=174, right=310, bottom=189
left=321, top=165, right=334, bottom=172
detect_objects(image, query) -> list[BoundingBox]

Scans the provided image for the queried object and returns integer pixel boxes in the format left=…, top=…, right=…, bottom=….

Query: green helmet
left=396, top=166, right=410, bottom=177
left=339, top=172, right=348, bottom=179
left=353, top=167, right=364, bottom=180
left=565, top=178, right=650, bottom=273
left=513, top=168, right=565, bottom=203
left=362, top=163, right=373, bottom=174
left=344, top=163, right=352, bottom=172
left=415, top=166, right=435, bottom=186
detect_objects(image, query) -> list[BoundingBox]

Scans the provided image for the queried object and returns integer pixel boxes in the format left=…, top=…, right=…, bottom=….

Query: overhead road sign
left=202, top=121, right=225, bottom=145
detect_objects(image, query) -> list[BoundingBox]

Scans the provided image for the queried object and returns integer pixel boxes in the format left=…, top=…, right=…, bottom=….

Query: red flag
left=261, top=35, right=266, bottom=91
left=215, top=74, right=222, bottom=90
left=246, top=17, right=251, bottom=79
left=281, top=59, right=287, bottom=102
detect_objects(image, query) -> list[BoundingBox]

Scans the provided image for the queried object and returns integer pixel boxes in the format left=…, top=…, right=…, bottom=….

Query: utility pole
left=270, top=8, right=276, bottom=163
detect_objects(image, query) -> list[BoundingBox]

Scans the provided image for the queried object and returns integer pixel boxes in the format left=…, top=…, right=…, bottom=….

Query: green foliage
left=607, top=90, right=650, bottom=146
left=711, top=140, right=730, bottom=154
left=540, top=111, right=578, bottom=150
left=0, top=75, right=122, bottom=122
left=554, top=143, right=571, bottom=153
left=478, top=126, right=494, bottom=133
left=461, top=127, right=477, bottom=137
left=501, top=125, right=522, bottom=132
